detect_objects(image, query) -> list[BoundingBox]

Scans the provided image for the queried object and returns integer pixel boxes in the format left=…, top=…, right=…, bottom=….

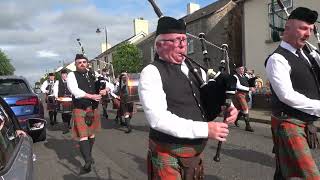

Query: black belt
left=272, top=111, right=319, bottom=122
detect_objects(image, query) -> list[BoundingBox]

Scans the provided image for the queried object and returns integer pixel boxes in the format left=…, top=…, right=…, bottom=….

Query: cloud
left=0, top=0, right=213, bottom=85
left=37, top=50, right=60, bottom=58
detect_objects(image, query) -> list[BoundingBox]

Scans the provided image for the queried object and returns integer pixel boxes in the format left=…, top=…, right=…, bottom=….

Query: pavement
left=134, top=102, right=320, bottom=130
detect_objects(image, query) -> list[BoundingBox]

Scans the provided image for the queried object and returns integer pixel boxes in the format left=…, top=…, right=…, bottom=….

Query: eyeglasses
left=160, top=38, right=187, bottom=46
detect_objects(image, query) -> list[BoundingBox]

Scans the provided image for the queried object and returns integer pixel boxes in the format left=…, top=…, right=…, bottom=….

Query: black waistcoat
left=73, top=71, right=99, bottom=109
left=149, top=58, right=206, bottom=145
left=58, top=79, right=71, bottom=97
left=265, top=46, right=320, bottom=121
left=235, top=73, right=249, bottom=92
left=45, top=80, right=55, bottom=94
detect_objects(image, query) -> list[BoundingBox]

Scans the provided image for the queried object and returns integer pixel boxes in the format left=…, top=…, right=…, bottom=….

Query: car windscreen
left=0, top=79, right=30, bottom=95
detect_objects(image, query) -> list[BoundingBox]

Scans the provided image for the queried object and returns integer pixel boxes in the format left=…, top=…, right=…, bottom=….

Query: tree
left=112, top=43, right=143, bottom=75
left=0, top=49, right=15, bottom=75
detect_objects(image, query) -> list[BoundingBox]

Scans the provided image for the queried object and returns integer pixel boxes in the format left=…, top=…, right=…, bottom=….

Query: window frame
left=267, top=0, right=293, bottom=42
left=0, top=98, right=23, bottom=175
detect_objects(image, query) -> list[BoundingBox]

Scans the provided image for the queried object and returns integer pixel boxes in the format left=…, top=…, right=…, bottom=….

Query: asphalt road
left=33, top=106, right=320, bottom=180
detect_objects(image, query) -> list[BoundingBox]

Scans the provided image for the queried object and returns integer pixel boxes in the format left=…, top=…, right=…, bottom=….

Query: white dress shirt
left=40, top=80, right=54, bottom=95
left=138, top=60, right=209, bottom=139
left=233, top=74, right=250, bottom=92
left=265, top=41, right=320, bottom=117
left=67, top=72, right=87, bottom=99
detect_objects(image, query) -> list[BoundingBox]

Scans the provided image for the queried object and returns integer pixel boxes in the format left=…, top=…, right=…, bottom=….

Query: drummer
left=53, top=69, right=73, bottom=134
left=40, top=72, right=57, bottom=126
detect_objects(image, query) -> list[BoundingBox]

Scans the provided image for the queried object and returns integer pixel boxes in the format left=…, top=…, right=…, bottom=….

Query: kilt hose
left=72, top=107, right=101, bottom=139
left=271, top=115, right=320, bottom=179
left=148, top=138, right=207, bottom=180
left=233, top=91, right=248, bottom=113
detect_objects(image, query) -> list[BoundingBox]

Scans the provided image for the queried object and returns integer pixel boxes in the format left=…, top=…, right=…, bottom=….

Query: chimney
left=187, top=2, right=200, bottom=15
left=133, top=17, right=149, bottom=35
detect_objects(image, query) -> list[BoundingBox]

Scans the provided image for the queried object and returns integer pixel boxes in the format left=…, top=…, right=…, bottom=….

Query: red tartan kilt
left=112, top=98, right=120, bottom=109
left=72, top=108, right=101, bottom=139
left=233, top=91, right=248, bottom=112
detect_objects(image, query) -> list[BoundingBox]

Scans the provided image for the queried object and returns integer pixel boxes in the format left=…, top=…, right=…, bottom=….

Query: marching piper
left=67, top=54, right=107, bottom=174
left=40, top=72, right=57, bottom=126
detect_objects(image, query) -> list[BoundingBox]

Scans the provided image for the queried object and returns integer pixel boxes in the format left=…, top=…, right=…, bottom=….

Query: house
left=91, top=18, right=149, bottom=74
left=136, top=0, right=244, bottom=73
left=243, top=0, right=320, bottom=82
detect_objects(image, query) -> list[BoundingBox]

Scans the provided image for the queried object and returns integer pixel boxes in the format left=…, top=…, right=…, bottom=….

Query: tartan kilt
left=148, top=138, right=207, bottom=180
left=271, top=115, right=320, bottom=179
left=233, top=91, right=248, bottom=112
left=46, top=96, right=57, bottom=111
left=72, top=108, right=101, bottom=139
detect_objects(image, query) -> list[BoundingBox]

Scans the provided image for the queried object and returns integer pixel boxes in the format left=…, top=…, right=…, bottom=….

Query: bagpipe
left=147, top=0, right=237, bottom=162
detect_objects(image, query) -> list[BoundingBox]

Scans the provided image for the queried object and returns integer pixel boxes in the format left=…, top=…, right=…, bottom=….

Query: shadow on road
left=204, top=175, right=221, bottom=180
left=44, top=137, right=82, bottom=169
left=63, top=174, right=107, bottom=180
left=210, top=146, right=274, bottom=167
left=120, top=150, right=147, bottom=176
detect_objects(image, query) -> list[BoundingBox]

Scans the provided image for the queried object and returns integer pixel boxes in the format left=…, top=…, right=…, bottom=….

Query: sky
left=0, top=0, right=216, bottom=85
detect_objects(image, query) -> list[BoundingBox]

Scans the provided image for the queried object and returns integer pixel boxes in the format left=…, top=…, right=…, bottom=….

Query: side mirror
left=27, top=118, right=46, bottom=132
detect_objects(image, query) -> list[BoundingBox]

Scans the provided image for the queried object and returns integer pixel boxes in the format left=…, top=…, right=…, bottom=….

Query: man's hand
left=16, top=130, right=27, bottom=137
left=90, top=94, right=102, bottom=101
left=208, top=122, right=229, bottom=141
left=250, top=87, right=256, bottom=93
left=99, top=89, right=107, bottom=96
left=224, top=106, right=238, bottom=124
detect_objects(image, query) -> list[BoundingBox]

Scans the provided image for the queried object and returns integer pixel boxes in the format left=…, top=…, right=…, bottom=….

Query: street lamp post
left=96, top=26, right=108, bottom=53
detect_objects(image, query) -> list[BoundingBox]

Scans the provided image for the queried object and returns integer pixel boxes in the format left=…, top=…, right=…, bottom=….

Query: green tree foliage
left=0, top=49, right=15, bottom=75
left=112, top=43, right=143, bottom=75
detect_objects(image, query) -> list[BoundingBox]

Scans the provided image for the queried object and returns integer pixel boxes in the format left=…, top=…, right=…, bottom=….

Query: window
left=0, top=79, right=30, bottom=95
left=0, top=105, right=19, bottom=170
left=187, top=38, right=194, bottom=54
left=267, top=0, right=293, bottom=42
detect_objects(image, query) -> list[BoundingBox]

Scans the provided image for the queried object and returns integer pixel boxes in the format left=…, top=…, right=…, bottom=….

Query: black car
left=0, top=96, right=44, bottom=179
left=0, top=76, right=46, bottom=142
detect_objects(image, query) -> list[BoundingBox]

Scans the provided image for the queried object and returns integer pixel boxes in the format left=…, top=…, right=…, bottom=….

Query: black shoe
left=245, top=125, right=254, bottom=132
left=234, top=120, right=240, bottom=127
left=79, top=161, right=92, bottom=174
left=50, top=122, right=54, bottom=126
left=62, top=129, right=69, bottom=134
left=105, top=114, right=109, bottom=119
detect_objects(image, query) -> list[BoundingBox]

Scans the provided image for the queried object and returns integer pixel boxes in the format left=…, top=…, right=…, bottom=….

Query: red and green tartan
left=72, top=108, right=101, bottom=139
left=233, top=91, right=248, bottom=112
left=147, top=138, right=207, bottom=180
left=271, top=115, right=320, bottom=179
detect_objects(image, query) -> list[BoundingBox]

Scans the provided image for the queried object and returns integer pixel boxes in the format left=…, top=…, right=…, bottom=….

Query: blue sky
left=0, top=0, right=217, bottom=84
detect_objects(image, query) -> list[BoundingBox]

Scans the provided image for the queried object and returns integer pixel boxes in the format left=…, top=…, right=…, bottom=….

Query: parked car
left=0, top=76, right=46, bottom=142
left=0, top=96, right=38, bottom=180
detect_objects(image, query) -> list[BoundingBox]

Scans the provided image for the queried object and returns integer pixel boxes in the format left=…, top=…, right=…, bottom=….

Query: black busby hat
left=48, top=73, right=55, bottom=76
left=60, top=69, right=68, bottom=74
left=235, top=63, right=244, bottom=68
left=156, top=16, right=186, bottom=36
left=74, top=54, right=88, bottom=61
left=288, top=7, right=318, bottom=24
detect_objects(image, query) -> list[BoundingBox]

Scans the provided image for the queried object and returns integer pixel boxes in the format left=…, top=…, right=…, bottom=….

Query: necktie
left=296, top=49, right=311, bottom=67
